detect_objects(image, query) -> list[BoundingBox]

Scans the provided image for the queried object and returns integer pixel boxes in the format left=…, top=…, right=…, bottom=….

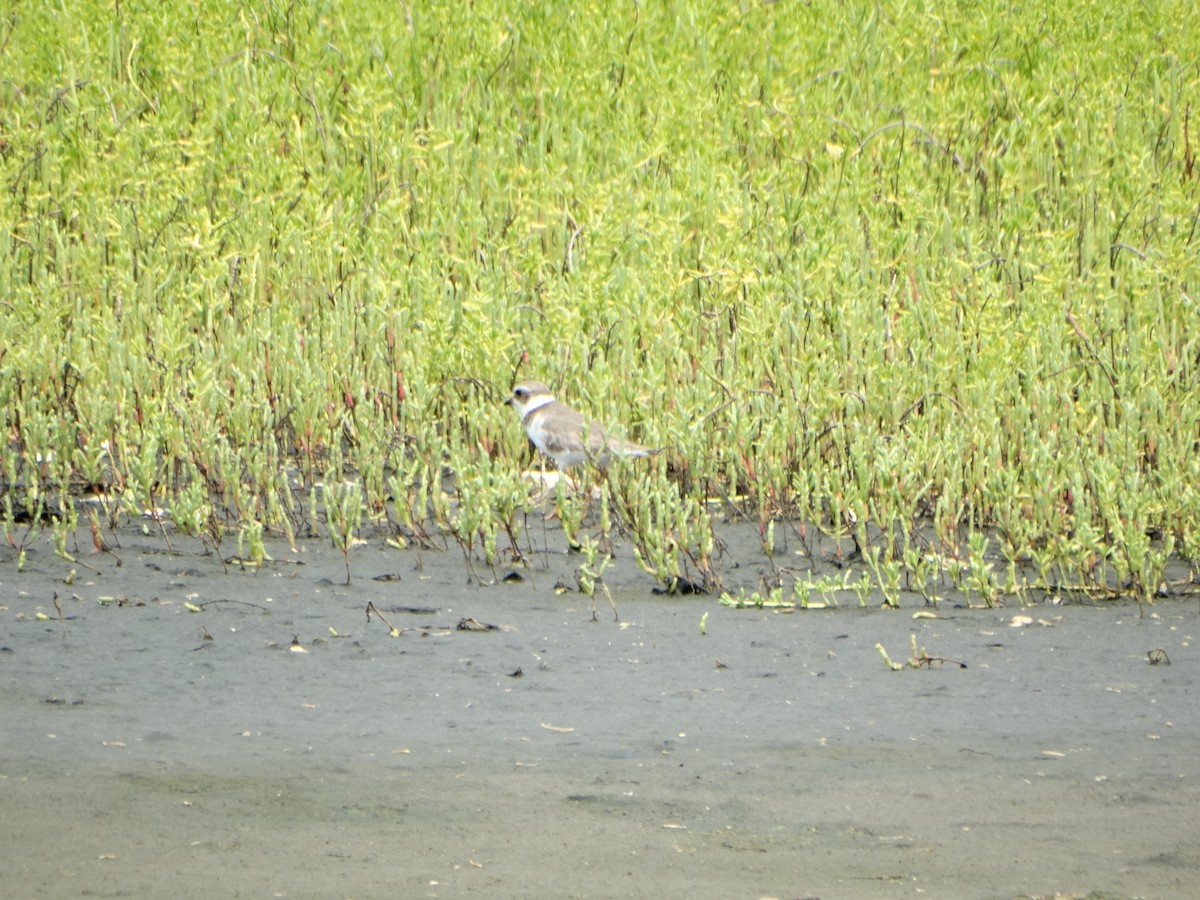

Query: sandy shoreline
left=1, top=524, right=1196, bottom=899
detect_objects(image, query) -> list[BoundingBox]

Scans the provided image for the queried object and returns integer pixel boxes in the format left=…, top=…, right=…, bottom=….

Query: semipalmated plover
left=505, top=380, right=658, bottom=469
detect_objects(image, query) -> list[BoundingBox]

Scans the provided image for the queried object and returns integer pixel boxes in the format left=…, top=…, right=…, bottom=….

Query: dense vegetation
left=2, top=2, right=1198, bottom=603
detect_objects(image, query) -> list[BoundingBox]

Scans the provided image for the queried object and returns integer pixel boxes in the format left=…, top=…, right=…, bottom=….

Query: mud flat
left=1, top=525, right=1196, bottom=899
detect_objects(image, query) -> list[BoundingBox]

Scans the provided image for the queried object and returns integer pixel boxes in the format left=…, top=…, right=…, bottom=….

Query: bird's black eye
left=514, top=388, right=528, bottom=399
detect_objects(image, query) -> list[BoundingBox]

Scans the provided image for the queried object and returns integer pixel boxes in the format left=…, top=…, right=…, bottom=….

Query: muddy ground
left=1, top=518, right=1196, bottom=899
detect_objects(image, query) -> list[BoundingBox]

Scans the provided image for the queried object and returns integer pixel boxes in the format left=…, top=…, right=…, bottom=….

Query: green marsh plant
left=323, top=475, right=364, bottom=585
left=1, top=0, right=1198, bottom=602
left=575, top=534, right=617, bottom=621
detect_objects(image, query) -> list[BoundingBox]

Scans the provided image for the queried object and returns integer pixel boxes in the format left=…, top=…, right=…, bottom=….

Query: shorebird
left=505, top=380, right=658, bottom=470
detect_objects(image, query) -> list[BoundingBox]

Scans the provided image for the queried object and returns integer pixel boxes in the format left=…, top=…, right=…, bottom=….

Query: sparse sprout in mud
left=789, top=571, right=855, bottom=608
left=852, top=572, right=874, bottom=607
left=964, top=533, right=999, bottom=607
left=864, top=545, right=902, bottom=608
left=365, top=601, right=403, bottom=638
left=234, top=520, right=269, bottom=570
left=718, top=587, right=793, bottom=609
left=876, top=642, right=903, bottom=671
left=324, top=477, right=364, bottom=585
left=903, top=546, right=940, bottom=606
left=4, top=490, right=43, bottom=573
left=876, top=635, right=968, bottom=671
left=575, top=536, right=617, bottom=622
left=699, top=611, right=709, bottom=635
left=52, top=499, right=78, bottom=564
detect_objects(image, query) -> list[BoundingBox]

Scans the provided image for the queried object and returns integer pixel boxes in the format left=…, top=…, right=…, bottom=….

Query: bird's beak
left=503, top=396, right=513, bottom=406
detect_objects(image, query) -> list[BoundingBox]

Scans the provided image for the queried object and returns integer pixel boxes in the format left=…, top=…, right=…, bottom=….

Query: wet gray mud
left=1, top=521, right=1197, bottom=899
